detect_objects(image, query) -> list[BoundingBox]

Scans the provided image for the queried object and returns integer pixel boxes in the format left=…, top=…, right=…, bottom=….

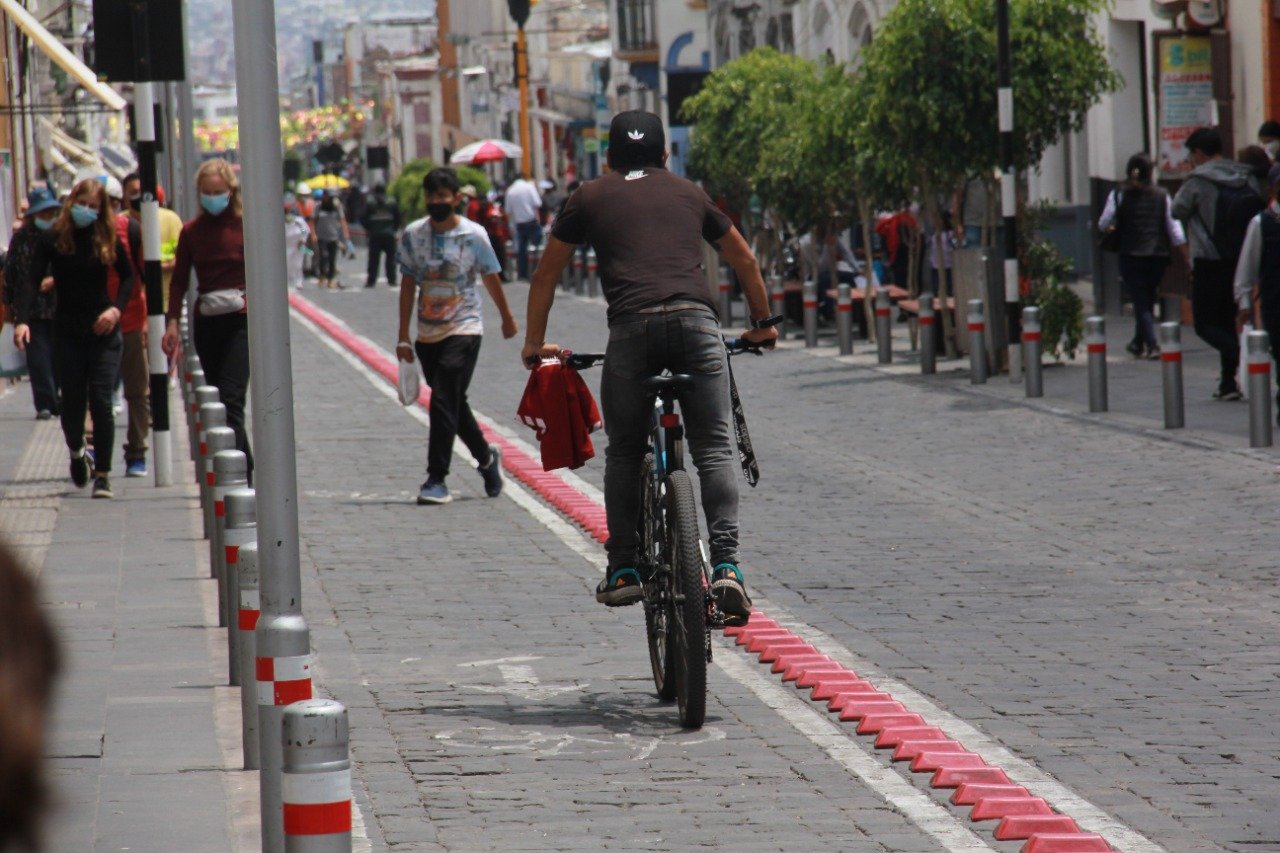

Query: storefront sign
left=1156, top=35, right=1214, bottom=177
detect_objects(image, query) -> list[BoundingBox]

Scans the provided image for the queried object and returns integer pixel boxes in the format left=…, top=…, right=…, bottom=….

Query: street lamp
left=507, top=0, right=533, bottom=177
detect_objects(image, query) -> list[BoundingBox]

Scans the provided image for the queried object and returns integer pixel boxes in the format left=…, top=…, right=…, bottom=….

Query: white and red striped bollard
left=770, top=276, right=787, bottom=338
left=283, top=699, right=352, bottom=850
left=875, top=289, right=892, bottom=364
left=237, top=541, right=261, bottom=769
left=223, top=488, right=257, bottom=686
left=1159, top=322, right=1184, bottom=429
left=205, top=434, right=240, bottom=628
left=1085, top=316, right=1107, bottom=412
left=836, top=283, right=853, bottom=355
left=967, top=299, right=988, bottom=384
left=257, top=613, right=313, bottom=852
left=1246, top=330, right=1272, bottom=447
left=587, top=249, right=599, bottom=298
left=802, top=280, right=818, bottom=348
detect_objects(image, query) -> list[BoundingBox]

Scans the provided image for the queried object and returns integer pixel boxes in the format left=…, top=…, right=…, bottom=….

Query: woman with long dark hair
left=161, top=158, right=253, bottom=472
left=22, top=178, right=135, bottom=497
left=1098, top=153, right=1189, bottom=358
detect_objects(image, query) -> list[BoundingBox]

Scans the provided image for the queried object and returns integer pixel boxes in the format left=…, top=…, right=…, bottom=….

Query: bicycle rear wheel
left=640, top=455, right=676, bottom=701
left=664, top=470, right=706, bottom=729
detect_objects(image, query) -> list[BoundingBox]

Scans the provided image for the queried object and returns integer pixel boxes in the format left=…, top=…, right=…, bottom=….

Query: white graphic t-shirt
left=398, top=216, right=501, bottom=343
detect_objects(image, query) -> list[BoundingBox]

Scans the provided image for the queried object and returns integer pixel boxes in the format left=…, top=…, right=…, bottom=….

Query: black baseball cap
left=608, top=110, right=666, bottom=169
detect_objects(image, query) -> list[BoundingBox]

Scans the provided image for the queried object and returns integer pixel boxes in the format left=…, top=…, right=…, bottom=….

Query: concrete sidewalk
left=0, top=382, right=256, bottom=852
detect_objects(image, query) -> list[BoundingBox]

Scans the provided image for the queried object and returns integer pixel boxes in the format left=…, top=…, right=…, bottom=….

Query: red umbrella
left=449, top=139, right=523, bottom=165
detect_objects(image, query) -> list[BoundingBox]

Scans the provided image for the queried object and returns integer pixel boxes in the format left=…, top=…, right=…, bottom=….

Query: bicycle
left=558, top=332, right=774, bottom=728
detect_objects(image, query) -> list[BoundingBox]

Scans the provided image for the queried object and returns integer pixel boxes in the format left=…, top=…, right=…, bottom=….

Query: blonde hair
left=195, top=158, right=243, bottom=217
left=53, top=179, right=117, bottom=266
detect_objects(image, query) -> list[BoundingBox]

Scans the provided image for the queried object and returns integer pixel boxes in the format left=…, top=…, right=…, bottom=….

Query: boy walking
left=396, top=168, right=519, bottom=504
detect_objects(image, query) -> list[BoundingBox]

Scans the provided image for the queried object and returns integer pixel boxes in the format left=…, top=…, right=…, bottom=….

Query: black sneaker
left=710, top=563, right=752, bottom=624
left=479, top=444, right=504, bottom=497
left=1213, top=384, right=1244, bottom=401
left=91, top=475, right=113, bottom=499
left=596, top=568, right=643, bottom=607
left=69, top=449, right=91, bottom=488
left=1125, top=340, right=1144, bottom=358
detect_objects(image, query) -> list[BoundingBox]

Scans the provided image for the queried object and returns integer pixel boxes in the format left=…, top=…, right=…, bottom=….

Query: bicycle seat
left=643, top=374, right=694, bottom=395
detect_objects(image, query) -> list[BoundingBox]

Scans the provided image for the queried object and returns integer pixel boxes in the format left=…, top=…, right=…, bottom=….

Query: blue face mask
left=201, top=193, right=231, bottom=215
left=70, top=204, right=98, bottom=228
left=32, top=216, right=54, bottom=231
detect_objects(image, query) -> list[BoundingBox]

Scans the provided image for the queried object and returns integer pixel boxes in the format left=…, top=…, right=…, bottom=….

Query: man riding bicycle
left=521, top=110, right=778, bottom=623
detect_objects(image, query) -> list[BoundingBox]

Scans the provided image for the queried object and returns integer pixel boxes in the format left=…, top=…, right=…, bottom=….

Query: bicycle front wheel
left=664, top=470, right=706, bottom=729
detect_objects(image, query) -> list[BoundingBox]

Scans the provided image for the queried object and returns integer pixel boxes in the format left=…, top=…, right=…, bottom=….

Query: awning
left=0, top=0, right=126, bottom=111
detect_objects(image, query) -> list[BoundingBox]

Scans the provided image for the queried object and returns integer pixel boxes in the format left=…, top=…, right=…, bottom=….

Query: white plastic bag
left=0, top=324, right=27, bottom=378
left=397, top=358, right=420, bottom=406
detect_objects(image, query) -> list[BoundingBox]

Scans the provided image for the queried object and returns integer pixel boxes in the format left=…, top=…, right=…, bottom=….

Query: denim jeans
left=24, top=318, right=59, bottom=414
left=1119, top=254, right=1168, bottom=351
left=56, top=329, right=121, bottom=472
left=515, top=220, right=543, bottom=280
left=601, top=307, right=739, bottom=572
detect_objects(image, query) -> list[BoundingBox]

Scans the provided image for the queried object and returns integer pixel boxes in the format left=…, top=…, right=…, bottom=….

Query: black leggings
left=55, top=329, right=121, bottom=472
left=318, top=240, right=339, bottom=279
left=194, top=311, right=253, bottom=472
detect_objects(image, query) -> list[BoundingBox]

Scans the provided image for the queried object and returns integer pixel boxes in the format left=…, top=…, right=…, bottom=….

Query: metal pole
left=176, top=0, right=198, bottom=219
left=802, top=280, right=818, bottom=348
left=203, top=428, right=237, bottom=625
left=224, top=488, right=257, bottom=687
left=1022, top=306, right=1043, bottom=398
left=282, top=699, right=352, bottom=849
left=573, top=251, right=584, bottom=295
left=719, top=276, right=733, bottom=327
left=836, top=283, right=853, bottom=356
left=516, top=25, right=532, bottom=179
left=587, top=249, right=599, bottom=298
left=919, top=294, right=936, bottom=375
left=770, top=275, right=787, bottom=339
left=1159, top=322, right=1184, bottom=429
left=997, top=0, right=1021, bottom=380
left=229, top=0, right=311, bottom=843
left=875, top=290, right=892, bottom=364
left=968, top=299, right=988, bottom=384
left=212, top=447, right=249, bottom=628
left=186, top=366, right=205, bottom=460
left=1246, top=330, right=1273, bottom=448
left=237, top=540, right=261, bottom=769
left=197, top=401, right=226, bottom=538
left=1086, top=316, right=1108, bottom=413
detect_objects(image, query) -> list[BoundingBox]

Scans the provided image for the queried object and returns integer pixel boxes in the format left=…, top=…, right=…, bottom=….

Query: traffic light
left=507, top=0, right=530, bottom=27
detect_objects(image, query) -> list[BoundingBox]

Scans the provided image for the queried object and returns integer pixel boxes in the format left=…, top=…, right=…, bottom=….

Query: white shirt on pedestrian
left=505, top=178, right=542, bottom=225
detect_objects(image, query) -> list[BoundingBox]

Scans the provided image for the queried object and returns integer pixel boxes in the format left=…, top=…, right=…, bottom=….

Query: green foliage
left=388, top=159, right=491, bottom=223
left=1020, top=200, right=1082, bottom=358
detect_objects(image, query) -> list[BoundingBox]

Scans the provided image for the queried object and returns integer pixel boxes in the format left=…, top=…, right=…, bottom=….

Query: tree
left=388, top=159, right=490, bottom=223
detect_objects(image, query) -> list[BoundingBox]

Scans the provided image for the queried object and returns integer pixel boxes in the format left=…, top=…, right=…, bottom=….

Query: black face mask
left=128, top=196, right=142, bottom=212
left=427, top=203, right=453, bottom=223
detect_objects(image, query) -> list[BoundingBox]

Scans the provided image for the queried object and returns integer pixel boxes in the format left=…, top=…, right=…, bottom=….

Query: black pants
left=414, top=335, right=490, bottom=482
left=25, top=318, right=59, bottom=414
left=318, top=240, right=339, bottom=280
left=1119, top=254, right=1168, bottom=351
left=55, top=329, right=121, bottom=472
left=194, top=312, right=253, bottom=472
left=367, top=234, right=397, bottom=285
left=1191, top=259, right=1240, bottom=388
left=1261, top=313, right=1280, bottom=416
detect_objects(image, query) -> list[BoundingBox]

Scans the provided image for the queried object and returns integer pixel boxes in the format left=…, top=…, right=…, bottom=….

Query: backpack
left=1210, top=182, right=1266, bottom=262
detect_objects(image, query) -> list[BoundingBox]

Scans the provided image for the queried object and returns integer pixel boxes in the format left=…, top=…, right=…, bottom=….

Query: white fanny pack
left=199, top=288, right=246, bottom=316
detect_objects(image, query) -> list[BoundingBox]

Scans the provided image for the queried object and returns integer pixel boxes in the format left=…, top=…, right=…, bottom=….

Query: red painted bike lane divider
left=290, top=292, right=1120, bottom=852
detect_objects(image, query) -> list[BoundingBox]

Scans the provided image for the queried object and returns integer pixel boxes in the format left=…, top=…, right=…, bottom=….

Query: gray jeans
left=601, top=306, right=739, bottom=571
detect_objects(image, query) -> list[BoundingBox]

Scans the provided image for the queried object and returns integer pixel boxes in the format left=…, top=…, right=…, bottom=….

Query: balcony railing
left=616, top=0, right=657, bottom=55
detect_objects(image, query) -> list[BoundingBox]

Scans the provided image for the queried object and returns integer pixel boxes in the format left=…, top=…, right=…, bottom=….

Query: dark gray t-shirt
left=551, top=167, right=733, bottom=322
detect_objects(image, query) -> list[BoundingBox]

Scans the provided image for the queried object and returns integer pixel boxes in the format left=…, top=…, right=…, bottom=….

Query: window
left=616, top=0, right=657, bottom=53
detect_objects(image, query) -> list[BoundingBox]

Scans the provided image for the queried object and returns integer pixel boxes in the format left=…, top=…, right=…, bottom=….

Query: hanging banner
left=1155, top=34, right=1214, bottom=177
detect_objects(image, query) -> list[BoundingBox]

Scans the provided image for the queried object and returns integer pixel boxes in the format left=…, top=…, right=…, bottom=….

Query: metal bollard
left=875, top=290, right=892, bottom=364
left=1085, top=316, right=1108, bottom=412
left=770, top=276, right=787, bottom=339
left=573, top=252, right=585, bottom=295
left=224, top=488, right=257, bottom=687
left=186, top=368, right=205, bottom=460
left=192, top=382, right=216, bottom=462
left=587, top=250, right=599, bottom=298
left=802, top=280, right=818, bottom=348
left=197, top=402, right=227, bottom=539
left=719, top=278, right=733, bottom=327
left=1159, top=322, right=1184, bottom=429
left=283, top=699, right=352, bottom=850
left=968, top=299, right=988, bottom=384
left=1022, top=306, right=1043, bottom=398
left=1246, top=330, right=1273, bottom=447
left=258, top=613, right=314, bottom=853
left=919, top=294, right=936, bottom=375
left=237, top=541, right=261, bottom=769
left=183, top=354, right=200, bottom=402
left=503, top=239, right=515, bottom=281
left=209, top=444, right=246, bottom=627
left=836, top=283, right=853, bottom=356
left=529, top=244, right=542, bottom=278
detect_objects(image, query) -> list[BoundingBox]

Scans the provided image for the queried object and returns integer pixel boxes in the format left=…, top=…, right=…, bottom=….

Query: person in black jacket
left=5, top=187, right=62, bottom=418
left=1098, top=153, right=1190, bottom=359
left=14, top=178, right=134, bottom=498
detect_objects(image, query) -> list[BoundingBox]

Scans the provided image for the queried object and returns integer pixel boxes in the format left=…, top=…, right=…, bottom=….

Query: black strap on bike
left=726, top=356, right=759, bottom=487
